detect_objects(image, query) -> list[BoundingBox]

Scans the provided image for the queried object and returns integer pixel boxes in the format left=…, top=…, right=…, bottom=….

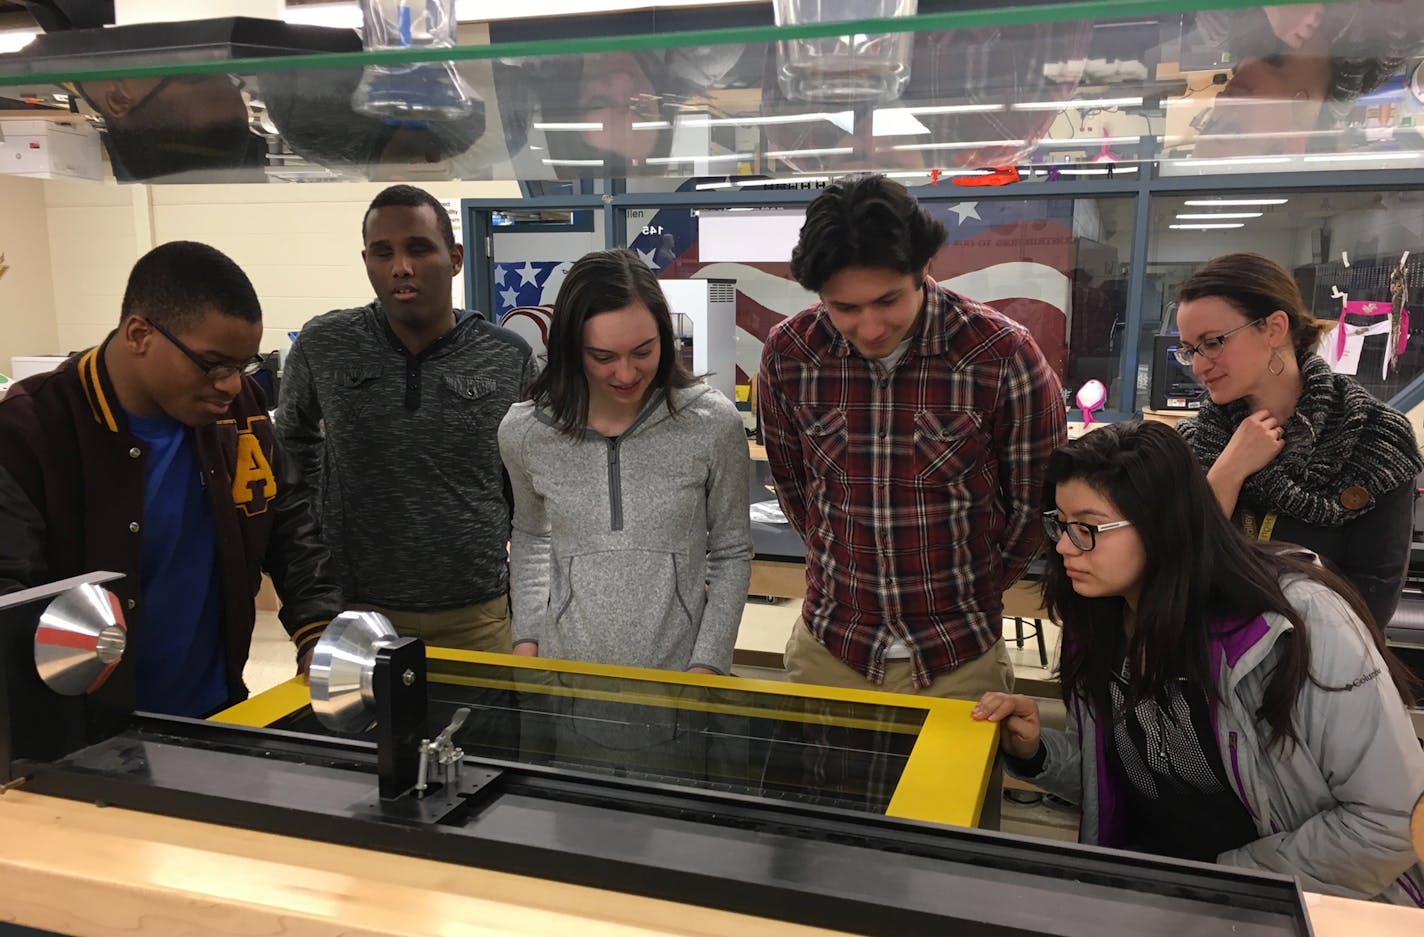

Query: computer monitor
left=1149, top=335, right=1208, bottom=411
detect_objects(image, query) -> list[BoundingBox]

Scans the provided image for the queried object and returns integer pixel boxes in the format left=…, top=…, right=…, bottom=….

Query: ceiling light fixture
left=1183, top=198, right=1288, bottom=206
left=764, top=147, right=854, bottom=158
left=1179, top=156, right=1293, bottom=168
left=1303, top=151, right=1422, bottom=163
left=644, top=152, right=753, bottom=165
left=1012, top=96, right=1144, bottom=111
left=890, top=139, right=1026, bottom=152
left=681, top=111, right=853, bottom=130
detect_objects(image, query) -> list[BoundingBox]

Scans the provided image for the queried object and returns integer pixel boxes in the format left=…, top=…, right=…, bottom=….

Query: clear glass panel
left=1, top=2, right=1418, bottom=183
left=269, top=658, right=929, bottom=814
left=618, top=192, right=1133, bottom=409
left=490, top=206, right=604, bottom=362
left=1145, top=190, right=1424, bottom=406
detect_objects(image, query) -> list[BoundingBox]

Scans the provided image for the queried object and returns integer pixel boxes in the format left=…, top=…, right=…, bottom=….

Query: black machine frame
left=1, top=580, right=1317, bottom=937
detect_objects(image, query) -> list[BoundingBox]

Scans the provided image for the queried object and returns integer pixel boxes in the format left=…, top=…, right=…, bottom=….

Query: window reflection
left=1147, top=192, right=1424, bottom=404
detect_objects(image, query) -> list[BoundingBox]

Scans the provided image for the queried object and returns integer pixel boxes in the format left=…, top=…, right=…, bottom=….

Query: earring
left=1268, top=349, right=1286, bottom=376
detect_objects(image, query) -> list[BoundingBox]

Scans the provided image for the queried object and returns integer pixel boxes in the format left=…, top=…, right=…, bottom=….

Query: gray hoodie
left=498, top=383, right=752, bottom=674
left=1015, top=575, right=1424, bottom=906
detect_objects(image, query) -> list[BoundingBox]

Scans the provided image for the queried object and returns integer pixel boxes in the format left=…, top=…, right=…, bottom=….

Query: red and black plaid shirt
left=759, top=280, right=1066, bottom=687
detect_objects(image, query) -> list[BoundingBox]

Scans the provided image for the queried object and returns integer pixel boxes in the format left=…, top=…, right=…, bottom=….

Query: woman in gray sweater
left=498, top=249, right=753, bottom=675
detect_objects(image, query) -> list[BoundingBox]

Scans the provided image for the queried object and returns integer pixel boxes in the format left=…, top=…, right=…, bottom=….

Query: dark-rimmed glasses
left=1042, top=512, right=1134, bottom=552
left=145, top=318, right=263, bottom=382
left=1172, top=319, right=1261, bottom=366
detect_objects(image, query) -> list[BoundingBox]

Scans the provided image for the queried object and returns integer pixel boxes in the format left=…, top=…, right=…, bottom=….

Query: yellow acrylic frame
left=215, top=648, right=999, bottom=828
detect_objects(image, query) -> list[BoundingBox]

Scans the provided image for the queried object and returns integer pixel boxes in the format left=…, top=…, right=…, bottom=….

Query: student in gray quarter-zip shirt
left=974, top=422, right=1424, bottom=906
left=498, top=249, right=752, bottom=674
left=277, top=186, right=533, bottom=652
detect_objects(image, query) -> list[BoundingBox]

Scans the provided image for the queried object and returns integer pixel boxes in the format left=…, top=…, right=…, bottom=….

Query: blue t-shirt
left=126, top=411, right=228, bottom=717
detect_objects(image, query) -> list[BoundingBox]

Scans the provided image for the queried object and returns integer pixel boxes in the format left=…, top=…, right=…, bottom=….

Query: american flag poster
left=493, top=260, right=573, bottom=353
left=627, top=196, right=1090, bottom=385
left=496, top=191, right=1109, bottom=391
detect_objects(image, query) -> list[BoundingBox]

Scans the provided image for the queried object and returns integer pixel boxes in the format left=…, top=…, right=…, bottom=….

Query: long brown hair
left=1178, top=252, right=1330, bottom=361
left=1044, top=421, right=1418, bottom=748
left=527, top=248, right=696, bottom=435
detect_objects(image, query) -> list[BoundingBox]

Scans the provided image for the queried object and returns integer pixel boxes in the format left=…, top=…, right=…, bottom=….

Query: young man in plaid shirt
left=760, top=174, right=1066, bottom=702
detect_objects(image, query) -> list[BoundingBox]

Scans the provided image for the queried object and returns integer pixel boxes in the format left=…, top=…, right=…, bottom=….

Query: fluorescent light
left=1181, top=156, right=1293, bottom=168
left=541, top=158, right=604, bottom=167
left=456, top=0, right=767, bottom=20
left=1170, top=223, right=1246, bottom=230
left=1175, top=212, right=1263, bottom=220
left=1012, top=96, right=1144, bottom=111
left=0, top=29, right=39, bottom=54
left=282, top=0, right=837, bottom=28
left=901, top=103, right=1006, bottom=115
left=873, top=105, right=1007, bottom=137
left=696, top=176, right=831, bottom=191
left=644, top=152, right=753, bottom=165
left=1041, top=136, right=1145, bottom=146
left=631, top=121, right=671, bottom=130
left=1183, top=198, right=1288, bottom=206
left=872, top=109, right=931, bottom=138
left=1199, top=129, right=1341, bottom=141
left=1058, top=166, right=1138, bottom=175
left=681, top=111, right=853, bottom=131
left=533, top=122, right=604, bottom=131
left=736, top=176, right=829, bottom=187
left=283, top=3, right=362, bottom=29
left=1303, top=151, right=1422, bottom=162
left=764, top=147, right=854, bottom=158
left=883, top=169, right=981, bottom=180
left=891, top=139, right=1026, bottom=152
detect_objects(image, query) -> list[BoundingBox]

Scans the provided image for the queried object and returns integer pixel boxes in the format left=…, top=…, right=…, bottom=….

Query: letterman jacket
left=0, top=338, right=342, bottom=709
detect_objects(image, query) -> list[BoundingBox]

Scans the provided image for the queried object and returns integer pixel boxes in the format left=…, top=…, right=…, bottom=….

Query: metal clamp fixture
left=415, top=706, right=469, bottom=796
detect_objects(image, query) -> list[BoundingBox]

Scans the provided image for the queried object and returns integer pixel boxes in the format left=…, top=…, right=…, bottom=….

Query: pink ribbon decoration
left=1337, top=300, right=1409, bottom=358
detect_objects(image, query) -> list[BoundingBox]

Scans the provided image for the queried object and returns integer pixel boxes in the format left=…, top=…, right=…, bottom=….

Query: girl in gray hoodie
left=498, top=249, right=752, bottom=675
left=975, top=421, right=1424, bottom=906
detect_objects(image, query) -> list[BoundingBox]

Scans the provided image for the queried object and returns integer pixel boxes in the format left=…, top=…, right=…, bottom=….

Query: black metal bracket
left=372, top=637, right=427, bottom=801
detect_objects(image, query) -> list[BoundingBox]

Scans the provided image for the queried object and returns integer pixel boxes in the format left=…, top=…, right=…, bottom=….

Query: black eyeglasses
left=1043, top=512, right=1134, bottom=552
left=1172, top=319, right=1262, bottom=366
left=145, top=318, right=263, bottom=382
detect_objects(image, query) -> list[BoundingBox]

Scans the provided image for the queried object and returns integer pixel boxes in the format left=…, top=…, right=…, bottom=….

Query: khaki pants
left=783, top=619, right=1014, bottom=829
left=352, top=594, right=511, bottom=653
left=784, top=618, right=1015, bottom=699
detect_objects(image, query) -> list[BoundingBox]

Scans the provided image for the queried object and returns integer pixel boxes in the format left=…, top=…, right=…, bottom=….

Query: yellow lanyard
left=1241, top=511, right=1278, bottom=542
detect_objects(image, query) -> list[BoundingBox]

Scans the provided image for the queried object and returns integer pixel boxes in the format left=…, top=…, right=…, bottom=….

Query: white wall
left=0, top=176, right=60, bottom=369
left=1150, top=226, right=1297, bottom=265
left=490, top=223, right=606, bottom=266
left=0, top=175, right=59, bottom=367
left=36, top=178, right=517, bottom=354
left=42, top=179, right=139, bottom=354
left=1304, top=200, right=1424, bottom=268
